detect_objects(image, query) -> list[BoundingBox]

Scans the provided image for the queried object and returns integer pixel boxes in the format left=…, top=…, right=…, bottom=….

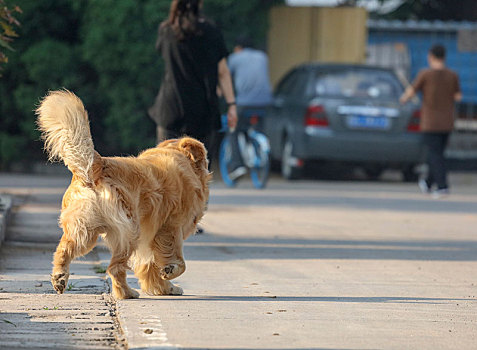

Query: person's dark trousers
left=422, top=132, right=451, bottom=190
left=156, top=126, right=217, bottom=168
left=156, top=127, right=180, bottom=143
left=156, top=126, right=213, bottom=149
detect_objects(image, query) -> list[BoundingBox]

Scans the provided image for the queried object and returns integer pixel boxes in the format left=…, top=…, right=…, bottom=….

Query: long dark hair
left=161, top=0, right=203, bottom=40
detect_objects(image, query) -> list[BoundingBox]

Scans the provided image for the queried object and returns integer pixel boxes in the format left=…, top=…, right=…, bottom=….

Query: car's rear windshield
left=314, top=69, right=403, bottom=99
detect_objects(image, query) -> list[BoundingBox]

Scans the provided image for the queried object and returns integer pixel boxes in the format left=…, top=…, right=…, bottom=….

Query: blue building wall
left=368, top=28, right=477, bottom=104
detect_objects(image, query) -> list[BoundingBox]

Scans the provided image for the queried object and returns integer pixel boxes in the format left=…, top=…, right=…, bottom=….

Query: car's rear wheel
left=364, top=165, right=385, bottom=181
left=281, top=137, right=302, bottom=180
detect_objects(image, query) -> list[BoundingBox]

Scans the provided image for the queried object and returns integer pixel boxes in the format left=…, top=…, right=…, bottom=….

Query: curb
left=0, top=194, right=13, bottom=248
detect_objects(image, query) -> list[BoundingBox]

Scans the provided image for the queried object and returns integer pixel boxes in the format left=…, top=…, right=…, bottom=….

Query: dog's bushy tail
left=36, top=90, right=97, bottom=183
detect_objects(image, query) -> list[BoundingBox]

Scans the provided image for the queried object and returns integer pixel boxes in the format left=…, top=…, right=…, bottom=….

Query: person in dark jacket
left=148, top=0, right=237, bottom=150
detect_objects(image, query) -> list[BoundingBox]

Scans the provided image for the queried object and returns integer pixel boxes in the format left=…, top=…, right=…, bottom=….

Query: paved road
left=1, top=171, right=477, bottom=349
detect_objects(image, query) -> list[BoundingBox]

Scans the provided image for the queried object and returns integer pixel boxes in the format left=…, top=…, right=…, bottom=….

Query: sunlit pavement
left=1, top=170, right=477, bottom=349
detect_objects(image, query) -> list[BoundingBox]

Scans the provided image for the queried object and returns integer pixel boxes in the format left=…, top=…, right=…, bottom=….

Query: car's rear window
left=314, top=69, right=403, bottom=99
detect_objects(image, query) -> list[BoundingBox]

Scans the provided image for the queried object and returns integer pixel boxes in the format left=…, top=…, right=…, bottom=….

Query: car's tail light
left=407, top=110, right=421, bottom=132
left=249, top=114, right=259, bottom=126
left=305, top=104, right=329, bottom=127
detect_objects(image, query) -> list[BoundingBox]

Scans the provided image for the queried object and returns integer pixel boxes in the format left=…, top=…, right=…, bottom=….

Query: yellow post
left=312, top=7, right=368, bottom=63
left=267, top=6, right=368, bottom=87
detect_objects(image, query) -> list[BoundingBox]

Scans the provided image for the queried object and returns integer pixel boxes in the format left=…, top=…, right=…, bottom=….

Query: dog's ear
left=178, top=137, right=208, bottom=167
left=157, top=138, right=178, bottom=148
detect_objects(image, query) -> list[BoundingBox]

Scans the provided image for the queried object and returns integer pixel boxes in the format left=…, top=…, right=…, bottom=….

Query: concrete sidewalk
left=0, top=175, right=126, bottom=349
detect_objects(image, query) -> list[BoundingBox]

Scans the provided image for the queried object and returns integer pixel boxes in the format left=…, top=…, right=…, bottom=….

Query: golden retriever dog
left=36, top=90, right=211, bottom=299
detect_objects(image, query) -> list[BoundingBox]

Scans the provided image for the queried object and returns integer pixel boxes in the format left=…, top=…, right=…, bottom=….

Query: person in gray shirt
left=227, top=36, right=272, bottom=179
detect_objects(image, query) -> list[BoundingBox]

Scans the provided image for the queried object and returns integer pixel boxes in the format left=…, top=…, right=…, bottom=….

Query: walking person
left=400, top=44, right=462, bottom=198
left=226, top=35, right=272, bottom=179
left=148, top=0, right=237, bottom=152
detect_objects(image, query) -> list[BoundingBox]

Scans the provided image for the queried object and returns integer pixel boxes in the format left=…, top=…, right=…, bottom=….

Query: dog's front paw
left=51, top=272, right=69, bottom=294
left=112, top=287, right=140, bottom=300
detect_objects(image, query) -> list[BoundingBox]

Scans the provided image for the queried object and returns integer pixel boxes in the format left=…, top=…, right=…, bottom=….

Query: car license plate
left=346, top=115, right=390, bottom=130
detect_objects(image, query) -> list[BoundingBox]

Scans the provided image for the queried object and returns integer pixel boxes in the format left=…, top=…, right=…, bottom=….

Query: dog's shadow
left=119, top=294, right=469, bottom=305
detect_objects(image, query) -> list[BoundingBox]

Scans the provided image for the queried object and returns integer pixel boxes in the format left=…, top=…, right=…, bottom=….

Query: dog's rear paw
left=142, top=281, right=183, bottom=296
left=51, top=272, right=69, bottom=294
left=170, top=284, right=183, bottom=295
left=160, top=264, right=179, bottom=280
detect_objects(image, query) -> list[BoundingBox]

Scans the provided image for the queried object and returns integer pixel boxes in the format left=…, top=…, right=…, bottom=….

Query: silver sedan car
left=264, top=64, right=423, bottom=180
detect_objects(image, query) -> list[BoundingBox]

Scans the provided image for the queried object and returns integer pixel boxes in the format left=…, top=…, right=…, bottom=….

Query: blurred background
left=1, top=0, right=476, bottom=178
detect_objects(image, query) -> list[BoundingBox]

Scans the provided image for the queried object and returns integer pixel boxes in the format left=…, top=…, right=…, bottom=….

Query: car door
left=267, top=69, right=301, bottom=160
left=282, top=69, right=314, bottom=141
left=267, top=68, right=313, bottom=160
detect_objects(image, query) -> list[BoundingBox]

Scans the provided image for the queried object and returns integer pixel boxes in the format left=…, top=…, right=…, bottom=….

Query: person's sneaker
left=432, top=188, right=450, bottom=199
left=228, top=166, right=247, bottom=180
left=418, top=179, right=431, bottom=194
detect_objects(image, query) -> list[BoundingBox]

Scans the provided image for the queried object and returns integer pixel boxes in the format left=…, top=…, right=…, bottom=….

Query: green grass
left=1, top=319, right=16, bottom=327
left=42, top=306, right=58, bottom=310
left=66, top=282, right=77, bottom=291
left=93, top=265, right=107, bottom=274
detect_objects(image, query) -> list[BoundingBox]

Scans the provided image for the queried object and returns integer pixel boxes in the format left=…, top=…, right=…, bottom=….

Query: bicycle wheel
left=219, top=134, right=238, bottom=188
left=249, top=135, right=270, bottom=189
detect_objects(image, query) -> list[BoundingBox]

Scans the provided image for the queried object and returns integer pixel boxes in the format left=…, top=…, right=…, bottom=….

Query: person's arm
left=399, top=86, right=416, bottom=105
left=155, top=25, right=163, bottom=52
left=454, top=91, right=463, bottom=102
left=401, top=71, right=425, bottom=105
left=454, top=74, right=462, bottom=102
left=218, top=57, right=237, bottom=129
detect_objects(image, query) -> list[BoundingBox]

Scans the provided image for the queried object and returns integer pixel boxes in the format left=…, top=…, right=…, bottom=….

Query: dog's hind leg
left=135, top=262, right=183, bottom=296
left=51, top=228, right=99, bottom=294
left=107, top=249, right=139, bottom=300
left=153, top=227, right=186, bottom=281
left=133, top=224, right=188, bottom=296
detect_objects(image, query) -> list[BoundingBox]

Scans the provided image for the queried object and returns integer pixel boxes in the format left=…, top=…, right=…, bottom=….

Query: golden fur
left=36, top=90, right=211, bottom=299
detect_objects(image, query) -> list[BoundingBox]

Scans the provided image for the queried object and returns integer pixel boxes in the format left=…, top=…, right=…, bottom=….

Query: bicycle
left=219, top=110, right=271, bottom=189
